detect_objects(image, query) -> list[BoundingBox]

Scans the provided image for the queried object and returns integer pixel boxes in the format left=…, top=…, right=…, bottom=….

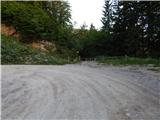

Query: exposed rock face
left=1, top=24, right=21, bottom=39
left=31, top=41, right=56, bottom=52
left=1, top=23, right=56, bottom=52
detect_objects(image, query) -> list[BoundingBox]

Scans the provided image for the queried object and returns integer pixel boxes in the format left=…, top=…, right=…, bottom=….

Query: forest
left=1, top=1, right=160, bottom=65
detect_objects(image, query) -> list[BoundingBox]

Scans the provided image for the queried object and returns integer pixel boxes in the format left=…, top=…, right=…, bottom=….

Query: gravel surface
left=2, top=62, right=160, bottom=120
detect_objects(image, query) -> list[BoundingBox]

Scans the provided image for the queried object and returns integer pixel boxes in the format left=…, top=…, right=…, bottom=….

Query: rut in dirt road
left=2, top=63, right=160, bottom=120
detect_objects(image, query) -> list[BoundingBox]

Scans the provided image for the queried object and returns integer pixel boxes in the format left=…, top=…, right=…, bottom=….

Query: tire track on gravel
left=2, top=64, right=160, bottom=120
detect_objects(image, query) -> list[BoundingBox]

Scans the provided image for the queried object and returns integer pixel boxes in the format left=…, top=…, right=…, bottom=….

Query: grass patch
left=1, top=35, right=72, bottom=65
left=97, top=56, right=160, bottom=67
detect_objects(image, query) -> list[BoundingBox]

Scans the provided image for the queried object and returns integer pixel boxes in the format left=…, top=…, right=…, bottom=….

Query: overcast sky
left=69, top=0, right=105, bottom=29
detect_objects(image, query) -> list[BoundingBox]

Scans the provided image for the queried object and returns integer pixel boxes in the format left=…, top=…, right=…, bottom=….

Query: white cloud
left=68, top=0, right=105, bottom=29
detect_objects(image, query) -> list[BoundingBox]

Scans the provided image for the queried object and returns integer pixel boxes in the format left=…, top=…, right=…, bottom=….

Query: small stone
left=126, top=113, right=131, bottom=117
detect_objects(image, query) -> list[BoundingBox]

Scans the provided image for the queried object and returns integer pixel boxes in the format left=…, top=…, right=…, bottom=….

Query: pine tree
left=90, top=23, right=95, bottom=31
left=141, top=2, right=160, bottom=57
left=101, top=0, right=112, bottom=32
left=112, top=1, right=160, bottom=57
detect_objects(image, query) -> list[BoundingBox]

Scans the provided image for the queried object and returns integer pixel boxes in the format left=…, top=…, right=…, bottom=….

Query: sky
left=68, top=0, right=105, bottom=29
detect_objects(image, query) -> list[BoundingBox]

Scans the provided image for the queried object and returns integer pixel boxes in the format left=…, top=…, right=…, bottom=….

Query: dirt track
left=2, top=62, right=160, bottom=120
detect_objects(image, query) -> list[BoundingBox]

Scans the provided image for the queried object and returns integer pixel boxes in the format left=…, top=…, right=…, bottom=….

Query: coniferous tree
left=101, top=0, right=112, bottom=32
left=111, top=1, right=160, bottom=57
left=90, top=23, right=96, bottom=30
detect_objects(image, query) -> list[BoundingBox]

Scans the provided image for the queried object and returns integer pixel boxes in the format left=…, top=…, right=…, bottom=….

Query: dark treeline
left=80, top=1, right=160, bottom=58
left=1, top=1, right=160, bottom=59
left=111, top=1, right=160, bottom=58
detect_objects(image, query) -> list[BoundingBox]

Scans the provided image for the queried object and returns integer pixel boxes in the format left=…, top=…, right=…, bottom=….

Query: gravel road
left=2, top=62, right=160, bottom=120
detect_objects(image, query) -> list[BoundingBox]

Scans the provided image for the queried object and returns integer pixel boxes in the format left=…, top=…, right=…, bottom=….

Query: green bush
left=1, top=35, right=69, bottom=65
left=1, top=1, right=54, bottom=41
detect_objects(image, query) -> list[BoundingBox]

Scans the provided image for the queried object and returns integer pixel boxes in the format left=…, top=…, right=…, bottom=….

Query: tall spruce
left=111, top=1, right=160, bottom=57
left=101, top=0, right=112, bottom=32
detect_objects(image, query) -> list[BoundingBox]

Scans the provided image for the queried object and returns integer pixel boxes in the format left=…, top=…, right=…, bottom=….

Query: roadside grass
left=97, top=56, right=160, bottom=67
left=1, top=35, right=71, bottom=65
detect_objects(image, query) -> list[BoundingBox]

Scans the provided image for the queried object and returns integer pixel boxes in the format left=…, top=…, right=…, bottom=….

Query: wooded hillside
left=1, top=1, right=160, bottom=64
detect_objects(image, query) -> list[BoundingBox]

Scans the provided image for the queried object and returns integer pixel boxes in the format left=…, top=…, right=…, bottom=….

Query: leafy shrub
left=1, top=1, right=54, bottom=41
left=1, top=35, right=69, bottom=64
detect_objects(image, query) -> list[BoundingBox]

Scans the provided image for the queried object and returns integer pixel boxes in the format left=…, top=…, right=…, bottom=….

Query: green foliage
left=100, top=0, right=160, bottom=58
left=2, top=1, right=53, bottom=40
left=47, top=1, right=71, bottom=26
left=1, top=35, right=69, bottom=65
left=101, top=0, right=112, bottom=32
left=79, top=30, right=108, bottom=57
left=1, top=1, right=72, bottom=43
left=75, top=1, right=160, bottom=58
left=1, top=1, right=159, bottom=63
left=1, top=1, right=78, bottom=63
left=72, top=28, right=99, bottom=57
